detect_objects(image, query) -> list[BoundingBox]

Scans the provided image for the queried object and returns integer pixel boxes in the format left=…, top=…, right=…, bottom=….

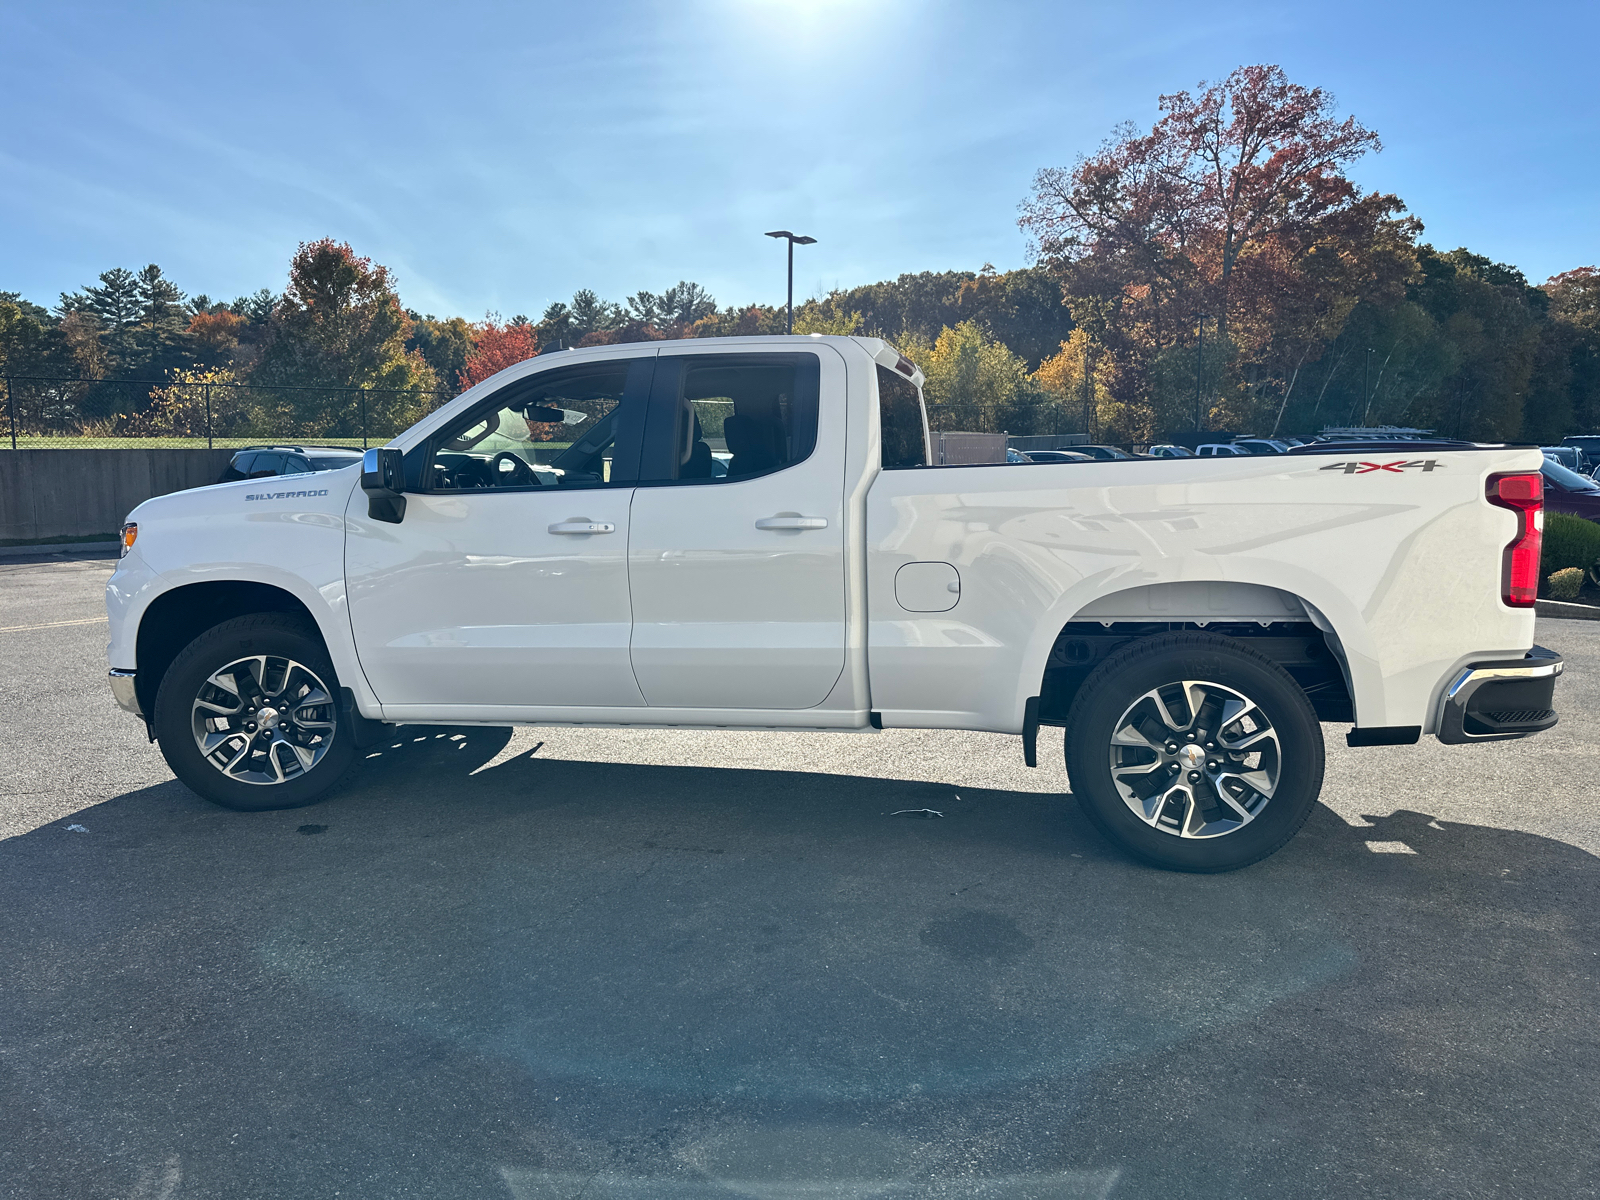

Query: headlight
left=119, top=523, right=138, bottom=557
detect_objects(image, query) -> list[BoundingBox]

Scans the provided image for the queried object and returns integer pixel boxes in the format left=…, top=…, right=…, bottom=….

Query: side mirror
left=361, top=447, right=407, bottom=524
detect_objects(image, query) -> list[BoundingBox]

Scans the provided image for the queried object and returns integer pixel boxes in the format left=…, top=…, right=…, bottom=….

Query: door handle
left=755, top=515, right=829, bottom=531
left=548, top=521, right=616, bottom=534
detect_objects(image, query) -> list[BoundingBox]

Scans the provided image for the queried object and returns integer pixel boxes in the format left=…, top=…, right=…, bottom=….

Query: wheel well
left=1037, top=621, right=1354, bottom=726
left=134, top=582, right=319, bottom=715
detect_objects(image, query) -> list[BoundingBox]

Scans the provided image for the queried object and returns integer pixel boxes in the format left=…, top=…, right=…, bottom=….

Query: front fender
left=105, top=469, right=378, bottom=715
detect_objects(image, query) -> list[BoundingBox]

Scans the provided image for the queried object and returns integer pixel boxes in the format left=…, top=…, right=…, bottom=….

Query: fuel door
left=894, top=561, right=960, bottom=612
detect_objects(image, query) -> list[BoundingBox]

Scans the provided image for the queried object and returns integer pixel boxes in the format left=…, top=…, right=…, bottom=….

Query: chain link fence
left=1, top=376, right=1096, bottom=452
left=1, top=376, right=456, bottom=451
left=923, top=400, right=1091, bottom=443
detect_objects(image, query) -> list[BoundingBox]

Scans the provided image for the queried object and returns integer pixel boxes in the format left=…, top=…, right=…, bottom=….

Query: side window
left=284, top=455, right=312, bottom=475
left=247, top=452, right=284, bottom=478
left=640, top=354, right=819, bottom=484
left=426, top=359, right=651, bottom=492
left=877, top=364, right=927, bottom=468
left=222, top=452, right=256, bottom=481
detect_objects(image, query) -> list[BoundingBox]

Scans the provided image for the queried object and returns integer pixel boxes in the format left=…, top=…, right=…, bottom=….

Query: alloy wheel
left=190, top=655, right=337, bottom=786
left=1106, top=679, right=1281, bottom=839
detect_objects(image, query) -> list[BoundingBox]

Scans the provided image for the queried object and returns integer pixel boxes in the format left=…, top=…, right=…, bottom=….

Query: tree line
left=1, top=63, right=1595, bottom=444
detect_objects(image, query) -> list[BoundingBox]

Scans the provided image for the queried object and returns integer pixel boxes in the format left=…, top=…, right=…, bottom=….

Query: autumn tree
left=1541, top=268, right=1600, bottom=435
left=952, top=265, right=1076, bottom=370
left=1034, top=328, right=1116, bottom=438
left=904, top=321, right=1046, bottom=434
left=1021, top=64, right=1410, bottom=433
left=250, top=239, right=437, bottom=436
left=186, top=309, right=246, bottom=367
left=458, top=318, right=539, bottom=389
left=407, top=313, right=476, bottom=391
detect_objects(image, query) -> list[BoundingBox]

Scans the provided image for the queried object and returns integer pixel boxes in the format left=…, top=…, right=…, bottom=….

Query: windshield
left=1543, top=459, right=1598, bottom=491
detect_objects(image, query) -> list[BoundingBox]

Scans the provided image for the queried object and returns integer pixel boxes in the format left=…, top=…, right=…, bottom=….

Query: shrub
left=1540, top=512, right=1600, bottom=577
left=1548, top=567, right=1585, bottom=601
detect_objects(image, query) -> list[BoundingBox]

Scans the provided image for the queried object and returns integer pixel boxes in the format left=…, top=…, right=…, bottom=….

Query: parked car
left=1075, top=444, right=1137, bottom=461
left=1541, top=458, right=1600, bottom=522
left=216, top=446, right=363, bottom=484
left=1543, top=446, right=1584, bottom=472
left=1147, top=444, right=1195, bottom=458
left=1232, top=438, right=1291, bottom=455
left=108, top=335, right=1562, bottom=873
left=1006, top=447, right=1034, bottom=463
left=1195, top=443, right=1248, bottom=457
left=1560, top=435, right=1600, bottom=473
left=1024, top=449, right=1096, bottom=463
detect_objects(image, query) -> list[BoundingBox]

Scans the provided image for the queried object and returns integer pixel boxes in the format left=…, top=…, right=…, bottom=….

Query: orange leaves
left=458, top=319, right=539, bottom=390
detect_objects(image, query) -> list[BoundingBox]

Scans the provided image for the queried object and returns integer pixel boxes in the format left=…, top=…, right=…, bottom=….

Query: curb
left=0, top=541, right=120, bottom=559
left=1536, top=599, right=1600, bottom=621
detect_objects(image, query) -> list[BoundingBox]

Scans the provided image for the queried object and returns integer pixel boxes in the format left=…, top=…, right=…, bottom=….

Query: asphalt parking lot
left=3, top=552, right=1599, bottom=1199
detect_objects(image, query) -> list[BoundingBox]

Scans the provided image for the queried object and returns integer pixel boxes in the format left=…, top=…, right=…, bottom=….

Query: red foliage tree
left=1022, top=64, right=1386, bottom=349
left=186, top=309, right=245, bottom=366
left=458, top=319, right=539, bottom=390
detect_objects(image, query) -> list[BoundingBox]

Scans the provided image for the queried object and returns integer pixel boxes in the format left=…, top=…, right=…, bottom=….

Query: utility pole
left=1082, top=342, right=1092, bottom=441
left=1362, top=347, right=1374, bottom=427
left=765, top=230, right=817, bottom=334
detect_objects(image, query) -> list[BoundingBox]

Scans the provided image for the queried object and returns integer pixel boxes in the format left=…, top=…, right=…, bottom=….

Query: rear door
left=625, top=346, right=848, bottom=710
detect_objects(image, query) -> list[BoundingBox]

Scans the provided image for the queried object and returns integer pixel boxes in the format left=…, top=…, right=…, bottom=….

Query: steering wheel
left=489, top=450, right=541, bottom=487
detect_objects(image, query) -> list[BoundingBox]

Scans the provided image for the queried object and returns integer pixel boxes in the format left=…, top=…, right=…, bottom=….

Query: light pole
left=1362, top=347, right=1374, bottom=427
left=1193, top=312, right=1213, bottom=432
left=765, top=230, right=816, bottom=334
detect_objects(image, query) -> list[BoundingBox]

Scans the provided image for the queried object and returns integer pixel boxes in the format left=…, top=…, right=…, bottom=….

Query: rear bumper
left=109, top=669, right=142, bottom=717
left=1436, top=645, right=1562, bottom=744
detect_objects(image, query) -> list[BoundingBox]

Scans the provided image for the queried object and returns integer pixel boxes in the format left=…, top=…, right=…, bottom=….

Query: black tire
left=153, top=613, right=360, bottom=812
left=1063, top=632, right=1324, bottom=872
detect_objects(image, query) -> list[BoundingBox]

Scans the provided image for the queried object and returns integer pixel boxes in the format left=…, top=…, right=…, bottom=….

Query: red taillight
left=1486, top=472, right=1543, bottom=607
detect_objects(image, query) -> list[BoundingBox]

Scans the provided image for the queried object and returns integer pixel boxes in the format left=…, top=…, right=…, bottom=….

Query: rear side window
left=877, top=364, right=927, bottom=468
left=247, top=452, right=284, bottom=477
left=639, top=354, right=819, bottom=484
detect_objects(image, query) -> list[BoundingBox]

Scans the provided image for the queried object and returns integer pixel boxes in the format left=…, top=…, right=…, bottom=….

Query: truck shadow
left=2, top=728, right=1597, bottom=1199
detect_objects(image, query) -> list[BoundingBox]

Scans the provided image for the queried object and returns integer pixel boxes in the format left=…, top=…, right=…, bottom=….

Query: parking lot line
left=0, top=615, right=108, bottom=634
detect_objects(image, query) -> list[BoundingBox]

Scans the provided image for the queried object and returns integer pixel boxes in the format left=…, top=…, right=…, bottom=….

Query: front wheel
left=1063, top=632, right=1325, bottom=872
left=153, top=613, right=360, bottom=811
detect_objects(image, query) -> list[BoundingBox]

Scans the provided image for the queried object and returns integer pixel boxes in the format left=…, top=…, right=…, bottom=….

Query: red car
left=1541, top=458, right=1600, bottom=522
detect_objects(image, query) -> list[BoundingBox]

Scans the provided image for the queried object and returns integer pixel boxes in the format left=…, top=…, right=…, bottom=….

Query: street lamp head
left=765, top=230, right=793, bottom=240
left=792, top=235, right=817, bottom=245
left=765, top=230, right=817, bottom=245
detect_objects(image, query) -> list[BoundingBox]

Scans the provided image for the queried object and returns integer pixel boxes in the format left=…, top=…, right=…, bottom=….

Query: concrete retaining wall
left=0, top=449, right=233, bottom=542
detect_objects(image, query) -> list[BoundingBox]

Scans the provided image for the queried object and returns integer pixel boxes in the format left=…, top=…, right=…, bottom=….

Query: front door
left=626, top=346, right=848, bottom=710
left=346, top=352, right=655, bottom=711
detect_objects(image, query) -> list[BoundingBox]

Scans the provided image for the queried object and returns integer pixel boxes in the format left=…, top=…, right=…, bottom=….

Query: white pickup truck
left=105, top=335, right=1563, bottom=871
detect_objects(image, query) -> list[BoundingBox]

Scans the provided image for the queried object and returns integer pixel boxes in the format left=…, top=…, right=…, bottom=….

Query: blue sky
left=2, top=0, right=1596, bottom=319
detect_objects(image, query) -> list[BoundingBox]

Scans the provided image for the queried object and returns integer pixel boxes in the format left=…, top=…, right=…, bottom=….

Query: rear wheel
left=153, top=613, right=360, bottom=811
left=1063, top=633, right=1324, bottom=872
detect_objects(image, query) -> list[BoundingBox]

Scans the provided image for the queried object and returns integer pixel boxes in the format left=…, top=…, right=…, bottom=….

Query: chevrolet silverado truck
left=105, top=336, right=1563, bottom=871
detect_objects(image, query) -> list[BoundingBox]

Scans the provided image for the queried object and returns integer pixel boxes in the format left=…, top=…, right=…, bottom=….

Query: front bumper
left=1436, top=645, right=1562, bottom=744
left=109, top=669, right=142, bottom=717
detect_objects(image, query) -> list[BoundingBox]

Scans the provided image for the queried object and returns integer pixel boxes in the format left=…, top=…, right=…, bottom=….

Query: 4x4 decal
left=1319, top=460, right=1443, bottom=475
